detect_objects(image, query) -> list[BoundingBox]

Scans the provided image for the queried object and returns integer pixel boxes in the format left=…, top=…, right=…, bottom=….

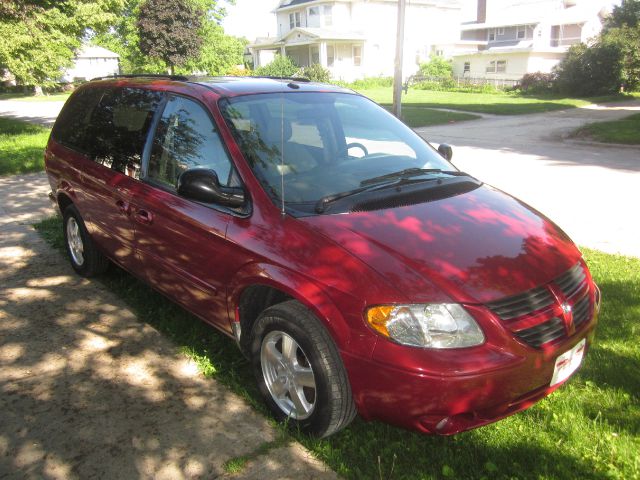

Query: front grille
left=572, top=295, right=591, bottom=328
left=555, top=263, right=587, bottom=299
left=514, top=317, right=565, bottom=348
left=486, top=286, right=554, bottom=320
left=487, top=263, right=594, bottom=348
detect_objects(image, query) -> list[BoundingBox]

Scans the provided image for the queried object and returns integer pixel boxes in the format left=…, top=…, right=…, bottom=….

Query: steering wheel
left=346, top=142, right=369, bottom=157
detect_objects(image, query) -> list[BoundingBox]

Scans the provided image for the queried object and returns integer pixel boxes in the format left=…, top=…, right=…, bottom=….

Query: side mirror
left=177, top=168, right=245, bottom=208
left=438, top=143, right=453, bottom=161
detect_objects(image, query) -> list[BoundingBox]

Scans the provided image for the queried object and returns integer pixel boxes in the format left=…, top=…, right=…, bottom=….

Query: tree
left=97, top=0, right=242, bottom=75
left=603, top=0, right=640, bottom=91
left=606, top=0, right=640, bottom=29
left=553, top=0, right=640, bottom=95
left=0, top=0, right=123, bottom=86
left=180, top=21, right=246, bottom=76
left=137, top=0, right=203, bottom=74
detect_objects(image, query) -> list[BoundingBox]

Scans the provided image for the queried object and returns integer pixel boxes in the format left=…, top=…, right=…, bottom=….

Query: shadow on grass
left=33, top=216, right=640, bottom=480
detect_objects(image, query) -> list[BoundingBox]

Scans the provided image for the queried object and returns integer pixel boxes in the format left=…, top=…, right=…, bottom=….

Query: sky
left=221, top=0, right=478, bottom=41
left=222, top=0, right=281, bottom=40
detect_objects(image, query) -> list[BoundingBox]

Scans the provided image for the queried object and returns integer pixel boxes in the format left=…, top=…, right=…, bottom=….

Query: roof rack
left=91, top=74, right=190, bottom=82
left=252, top=76, right=311, bottom=83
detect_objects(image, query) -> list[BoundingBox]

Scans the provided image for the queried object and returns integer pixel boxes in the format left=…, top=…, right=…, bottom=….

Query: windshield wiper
left=315, top=183, right=387, bottom=213
left=360, top=168, right=469, bottom=186
left=315, top=175, right=444, bottom=214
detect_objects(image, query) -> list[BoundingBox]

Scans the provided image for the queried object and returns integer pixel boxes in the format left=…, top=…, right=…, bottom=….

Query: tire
left=250, top=300, right=356, bottom=438
left=62, top=204, right=109, bottom=277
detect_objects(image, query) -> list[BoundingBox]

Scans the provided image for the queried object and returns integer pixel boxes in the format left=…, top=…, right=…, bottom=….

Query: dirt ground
left=0, top=172, right=336, bottom=479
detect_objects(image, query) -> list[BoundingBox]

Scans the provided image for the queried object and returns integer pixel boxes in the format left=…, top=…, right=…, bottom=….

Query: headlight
left=366, top=304, right=484, bottom=348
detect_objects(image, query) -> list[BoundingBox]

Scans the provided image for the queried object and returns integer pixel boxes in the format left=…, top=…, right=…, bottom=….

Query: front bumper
left=343, top=297, right=599, bottom=435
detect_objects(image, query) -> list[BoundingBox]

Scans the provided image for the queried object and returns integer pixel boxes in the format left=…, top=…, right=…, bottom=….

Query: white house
left=249, top=0, right=465, bottom=81
left=62, top=45, right=120, bottom=82
left=451, top=0, right=618, bottom=81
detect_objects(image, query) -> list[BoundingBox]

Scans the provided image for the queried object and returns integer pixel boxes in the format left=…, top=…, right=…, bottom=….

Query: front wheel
left=250, top=300, right=356, bottom=438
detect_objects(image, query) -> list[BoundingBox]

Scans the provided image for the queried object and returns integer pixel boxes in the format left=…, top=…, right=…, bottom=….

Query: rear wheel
left=250, top=300, right=356, bottom=438
left=63, top=205, right=109, bottom=277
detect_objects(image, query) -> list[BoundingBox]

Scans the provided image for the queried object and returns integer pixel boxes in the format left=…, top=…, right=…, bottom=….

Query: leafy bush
left=333, top=76, right=393, bottom=89
left=226, top=65, right=251, bottom=76
left=419, top=54, right=453, bottom=78
left=253, top=55, right=299, bottom=78
left=413, top=78, right=503, bottom=94
left=553, top=42, right=623, bottom=96
left=518, top=72, right=555, bottom=94
left=301, top=63, right=331, bottom=83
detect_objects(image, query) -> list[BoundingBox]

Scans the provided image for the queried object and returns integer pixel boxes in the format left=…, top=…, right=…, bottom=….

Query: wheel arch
left=229, top=263, right=352, bottom=356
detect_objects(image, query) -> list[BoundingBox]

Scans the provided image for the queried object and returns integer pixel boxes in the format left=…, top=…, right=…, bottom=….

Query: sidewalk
left=0, top=172, right=337, bottom=479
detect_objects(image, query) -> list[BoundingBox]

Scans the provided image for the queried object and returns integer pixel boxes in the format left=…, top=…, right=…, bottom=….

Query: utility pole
left=392, top=0, right=406, bottom=118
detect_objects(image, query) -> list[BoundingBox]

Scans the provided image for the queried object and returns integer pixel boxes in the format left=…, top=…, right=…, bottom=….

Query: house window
left=497, top=27, right=505, bottom=35
left=463, top=62, right=470, bottom=73
left=289, top=12, right=301, bottom=29
left=353, top=45, right=362, bottom=66
left=324, top=6, right=333, bottom=26
left=517, top=26, right=526, bottom=39
left=486, top=60, right=507, bottom=73
left=488, top=29, right=495, bottom=41
left=327, top=45, right=335, bottom=67
left=308, top=6, right=319, bottom=17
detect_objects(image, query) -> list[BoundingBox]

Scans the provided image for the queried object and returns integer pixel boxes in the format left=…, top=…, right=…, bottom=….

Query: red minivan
left=45, top=75, right=600, bottom=438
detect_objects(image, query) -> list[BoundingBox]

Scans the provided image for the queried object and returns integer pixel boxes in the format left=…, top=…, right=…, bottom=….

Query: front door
left=133, top=95, right=242, bottom=331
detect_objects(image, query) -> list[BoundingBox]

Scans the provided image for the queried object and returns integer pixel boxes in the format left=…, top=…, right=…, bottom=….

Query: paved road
left=0, top=174, right=337, bottom=479
left=416, top=100, right=640, bottom=257
left=0, top=99, right=65, bottom=126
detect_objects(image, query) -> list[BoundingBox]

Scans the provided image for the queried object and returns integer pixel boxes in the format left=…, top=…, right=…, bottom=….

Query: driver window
left=148, top=95, right=236, bottom=189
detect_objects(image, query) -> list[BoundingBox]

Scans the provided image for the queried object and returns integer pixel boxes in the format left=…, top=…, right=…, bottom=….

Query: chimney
left=477, top=0, right=487, bottom=23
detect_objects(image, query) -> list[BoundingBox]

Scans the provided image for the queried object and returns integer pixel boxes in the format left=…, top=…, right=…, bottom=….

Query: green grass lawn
left=0, top=92, right=71, bottom=102
left=572, top=113, right=640, bottom=145
left=0, top=117, right=50, bottom=176
left=34, top=215, right=640, bottom=480
left=385, top=105, right=480, bottom=127
left=358, top=88, right=633, bottom=115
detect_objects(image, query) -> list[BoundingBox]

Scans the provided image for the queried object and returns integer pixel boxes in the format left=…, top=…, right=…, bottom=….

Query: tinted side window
left=89, top=88, right=163, bottom=179
left=148, top=95, right=235, bottom=189
left=51, top=87, right=105, bottom=153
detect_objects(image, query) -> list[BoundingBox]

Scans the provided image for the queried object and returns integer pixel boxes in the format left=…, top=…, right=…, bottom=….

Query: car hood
left=299, top=184, right=582, bottom=304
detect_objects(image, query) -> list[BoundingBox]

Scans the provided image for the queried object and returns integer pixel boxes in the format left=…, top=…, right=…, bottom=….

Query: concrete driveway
left=416, top=100, right=640, bottom=257
left=0, top=174, right=337, bottom=479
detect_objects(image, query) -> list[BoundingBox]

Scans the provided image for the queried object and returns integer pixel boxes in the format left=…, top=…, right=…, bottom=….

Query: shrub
left=253, top=55, right=299, bottom=78
left=301, top=63, right=331, bottom=83
left=419, top=54, right=453, bottom=78
left=334, top=76, right=393, bottom=89
left=518, top=72, right=555, bottom=94
left=554, top=42, right=623, bottom=96
left=226, top=65, right=252, bottom=76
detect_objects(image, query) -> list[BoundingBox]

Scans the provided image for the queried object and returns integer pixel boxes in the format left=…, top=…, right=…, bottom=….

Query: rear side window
left=147, top=95, right=236, bottom=189
left=51, top=88, right=105, bottom=153
left=89, top=88, right=164, bottom=179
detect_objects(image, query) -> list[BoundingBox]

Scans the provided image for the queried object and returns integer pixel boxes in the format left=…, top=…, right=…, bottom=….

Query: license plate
left=550, top=339, right=586, bottom=386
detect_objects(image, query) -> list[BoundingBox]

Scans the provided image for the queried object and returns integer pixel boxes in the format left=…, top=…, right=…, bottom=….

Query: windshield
left=219, top=92, right=454, bottom=212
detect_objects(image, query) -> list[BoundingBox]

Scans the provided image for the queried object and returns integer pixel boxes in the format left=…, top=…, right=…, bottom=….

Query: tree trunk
left=33, top=85, right=44, bottom=96
left=169, top=64, right=174, bottom=75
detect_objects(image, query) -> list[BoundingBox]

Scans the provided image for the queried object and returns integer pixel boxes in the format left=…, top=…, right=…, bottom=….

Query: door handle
left=115, top=199, right=130, bottom=215
left=134, top=209, right=153, bottom=225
